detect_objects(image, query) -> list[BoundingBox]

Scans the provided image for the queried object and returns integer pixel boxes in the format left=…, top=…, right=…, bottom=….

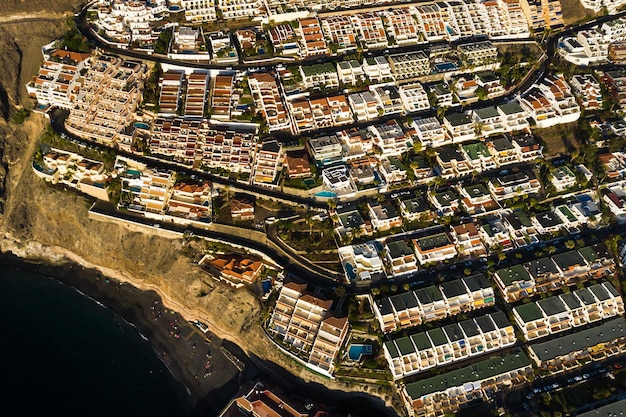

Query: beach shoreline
left=0, top=250, right=243, bottom=417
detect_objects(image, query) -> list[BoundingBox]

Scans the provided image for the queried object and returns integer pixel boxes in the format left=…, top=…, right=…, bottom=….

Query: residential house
left=532, top=210, right=565, bottom=235
left=338, top=242, right=385, bottom=283
left=379, top=156, right=408, bottom=185
left=323, top=165, right=354, bottom=195
left=299, top=63, right=339, bottom=90
left=399, top=83, right=431, bottom=113
left=349, top=91, right=379, bottom=122
left=373, top=85, right=404, bottom=115
left=511, top=133, right=543, bottom=161
left=206, top=254, right=263, bottom=285
left=462, top=142, right=497, bottom=172
left=524, top=257, right=562, bottom=293
left=503, top=210, right=540, bottom=247
left=398, top=194, right=432, bottom=223
left=473, top=107, right=505, bottom=137
left=430, top=82, right=454, bottom=108
left=451, top=221, right=486, bottom=257
left=384, top=239, right=418, bottom=275
left=429, top=188, right=461, bottom=216
left=550, top=166, right=577, bottom=192
left=497, top=102, right=530, bottom=132
left=476, top=70, right=505, bottom=99
left=443, top=113, right=477, bottom=144
left=488, top=171, right=541, bottom=201
left=479, top=217, right=514, bottom=251
left=284, top=151, right=311, bottom=179
left=363, top=56, right=393, bottom=83
left=231, top=195, right=255, bottom=221
left=485, top=135, right=519, bottom=167
left=604, top=181, right=626, bottom=217
left=368, top=120, right=410, bottom=157
left=436, top=147, right=472, bottom=178
left=308, top=135, right=343, bottom=167
left=570, top=73, right=603, bottom=110
left=413, top=232, right=457, bottom=265
left=412, top=117, right=447, bottom=148
left=368, top=200, right=402, bottom=231
left=459, top=183, right=500, bottom=215
left=289, top=99, right=315, bottom=134
left=336, top=60, right=364, bottom=85
left=335, top=202, right=368, bottom=237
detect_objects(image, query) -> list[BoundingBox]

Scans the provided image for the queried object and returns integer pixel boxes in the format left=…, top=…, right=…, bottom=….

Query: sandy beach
left=0, top=251, right=243, bottom=416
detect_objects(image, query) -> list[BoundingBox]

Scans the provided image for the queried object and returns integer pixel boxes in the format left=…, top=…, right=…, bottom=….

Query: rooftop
left=529, top=318, right=626, bottom=362
left=404, top=351, right=531, bottom=399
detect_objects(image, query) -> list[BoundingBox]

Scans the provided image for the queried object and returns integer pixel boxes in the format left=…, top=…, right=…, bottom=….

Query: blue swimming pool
left=134, top=122, right=150, bottom=130
left=315, top=191, right=337, bottom=198
left=348, top=344, right=372, bottom=361
left=435, top=62, right=458, bottom=72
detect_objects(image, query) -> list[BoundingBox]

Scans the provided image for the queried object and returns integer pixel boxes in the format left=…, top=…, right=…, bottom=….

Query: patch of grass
left=11, top=108, right=31, bottom=124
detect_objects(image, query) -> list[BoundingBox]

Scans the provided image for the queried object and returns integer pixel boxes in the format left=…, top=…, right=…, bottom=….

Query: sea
left=0, top=265, right=191, bottom=417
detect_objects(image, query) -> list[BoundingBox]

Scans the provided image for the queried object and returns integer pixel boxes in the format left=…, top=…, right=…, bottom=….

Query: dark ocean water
left=0, top=266, right=190, bottom=417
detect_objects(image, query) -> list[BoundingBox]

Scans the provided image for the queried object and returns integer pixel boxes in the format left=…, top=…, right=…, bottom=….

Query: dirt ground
left=533, top=121, right=582, bottom=158
left=560, top=0, right=597, bottom=26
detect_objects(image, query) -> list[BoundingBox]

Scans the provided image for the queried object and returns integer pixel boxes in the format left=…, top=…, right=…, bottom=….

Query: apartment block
left=253, top=140, right=282, bottom=185
left=185, top=72, right=210, bottom=117
left=399, top=83, right=430, bottom=113
left=401, top=351, right=532, bottom=417
left=248, top=73, right=291, bottom=133
left=66, top=55, right=145, bottom=148
left=298, top=17, right=328, bottom=56
left=388, top=51, right=430, bottom=81
left=528, top=318, right=626, bottom=373
left=373, top=275, right=494, bottom=334
left=385, top=8, right=420, bottom=45
left=27, top=49, right=90, bottom=109
left=321, top=15, right=358, bottom=52
left=384, top=311, right=514, bottom=380
left=352, top=12, right=388, bottom=49
left=514, top=282, right=624, bottom=341
left=457, top=41, right=498, bottom=67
